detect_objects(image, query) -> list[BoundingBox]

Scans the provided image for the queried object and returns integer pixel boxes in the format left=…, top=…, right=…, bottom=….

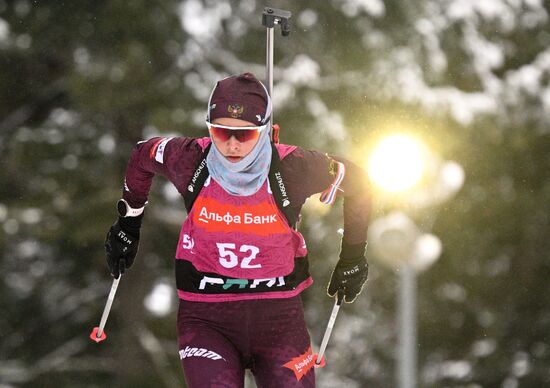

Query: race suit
left=121, top=136, right=370, bottom=387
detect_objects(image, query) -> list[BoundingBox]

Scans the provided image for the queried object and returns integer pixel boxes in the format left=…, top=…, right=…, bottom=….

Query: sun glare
left=367, top=134, right=426, bottom=193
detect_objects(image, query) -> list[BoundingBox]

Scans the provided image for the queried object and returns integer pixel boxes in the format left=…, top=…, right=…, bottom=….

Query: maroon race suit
left=121, top=136, right=370, bottom=387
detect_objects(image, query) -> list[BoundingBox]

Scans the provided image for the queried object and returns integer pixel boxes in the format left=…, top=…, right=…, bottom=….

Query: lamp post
left=398, top=262, right=416, bottom=388
left=368, top=212, right=423, bottom=388
left=366, top=134, right=463, bottom=388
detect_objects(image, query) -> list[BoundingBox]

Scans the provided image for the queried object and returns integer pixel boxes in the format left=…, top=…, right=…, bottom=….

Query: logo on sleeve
left=155, top=138, right=172, bottom=163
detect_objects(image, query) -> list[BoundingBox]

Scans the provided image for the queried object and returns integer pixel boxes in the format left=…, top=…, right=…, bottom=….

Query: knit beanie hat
left=207, top=73, right=272, bottom=125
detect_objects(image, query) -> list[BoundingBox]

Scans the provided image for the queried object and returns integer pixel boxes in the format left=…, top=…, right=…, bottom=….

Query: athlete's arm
left=281, top=147, right=371, bottom=302
left=122, top=136, right=205, bottom=208
left=280, top=147, right=371, bottom=245
left=104, top=136, right=204, bottom=278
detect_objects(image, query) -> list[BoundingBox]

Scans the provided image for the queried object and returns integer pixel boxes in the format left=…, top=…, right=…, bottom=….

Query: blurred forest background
left=1, top=0, right=550, bottom=387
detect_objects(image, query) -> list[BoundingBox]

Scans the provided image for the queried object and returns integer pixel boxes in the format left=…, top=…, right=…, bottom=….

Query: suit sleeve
left=121, top=136, right=203, bottom=208
left=331, top=154, right=371, bottom=259
left=282, top=147, right=371, bottom=259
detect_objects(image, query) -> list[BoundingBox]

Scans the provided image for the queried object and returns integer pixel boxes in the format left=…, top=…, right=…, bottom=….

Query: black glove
left=104, top=215, right=142, bottom=279
left=327, top=241, right=368, bottom=303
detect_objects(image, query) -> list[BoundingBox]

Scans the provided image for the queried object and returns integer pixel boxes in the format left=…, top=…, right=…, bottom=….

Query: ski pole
left=315, top=290, right=344, bottom=368
left=261, top=7, right=291, bottom=130
left=90, top=276, right=121, bottom=343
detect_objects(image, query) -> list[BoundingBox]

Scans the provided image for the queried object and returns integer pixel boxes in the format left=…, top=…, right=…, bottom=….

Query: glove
left=104, top=214, right=143, bottom=278
left=327, top=241, right=368, bottom=303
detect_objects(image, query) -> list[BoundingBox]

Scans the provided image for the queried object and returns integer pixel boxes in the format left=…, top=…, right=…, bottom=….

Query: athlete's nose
left=227, top=135, right=240, bottom=151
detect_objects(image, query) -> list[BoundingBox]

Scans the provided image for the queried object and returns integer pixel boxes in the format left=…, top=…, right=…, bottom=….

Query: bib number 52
left=216, top=243, right=261, bottom=269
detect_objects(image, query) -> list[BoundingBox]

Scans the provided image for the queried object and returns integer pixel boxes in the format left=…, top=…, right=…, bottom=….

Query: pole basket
left=314, top=355, right=326, bottom=368
left=90, top=326, right=107, bottom=343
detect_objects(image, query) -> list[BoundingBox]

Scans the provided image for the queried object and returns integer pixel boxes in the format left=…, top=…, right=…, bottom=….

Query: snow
left=502, top=378, right=519, bottom=388
left=49, top=108, right=79, bottom=128
left=306, top=97, right=347, bottom=143
left=446, top=0, right=516, bottom=30
left=297, top=9, right=318, bottom=29
left=439, top=360, right=472, bottom=379
left=20, top=208, right=43, bottom=224
left=338, top=0, right=385, bottom=18
left=144, top=281, right=174, bottom=317
left=471, top=338, right=497, bottom=357
left=512, top=351, right=531, bottom=377
left=184, top=71, right=213, bottom=101
left=438, top=283, right=467, bottom=302
left=97, top=134, right=116, bottom=154
left=16, top=240, right=41, bottom=258
left=178, top=0, right=232, bottom=42
left=14, top=0, right=31, bottom=17
left=62, top=155, right=78, bottom=170
left=5, top=271, right=34, bottom=296
left=15, top=33, right=31, bottom=49
left=3, top=219, right=19, bottom=235
left=282, top=55, right=320, bottom=86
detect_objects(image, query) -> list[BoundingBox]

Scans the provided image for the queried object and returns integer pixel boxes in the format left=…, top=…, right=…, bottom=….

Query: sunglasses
left=206, top=122, right=266, bottom=143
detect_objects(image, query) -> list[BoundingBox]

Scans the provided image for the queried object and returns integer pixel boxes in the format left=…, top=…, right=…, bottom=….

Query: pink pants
left=177, top=295, right=316, bottom=388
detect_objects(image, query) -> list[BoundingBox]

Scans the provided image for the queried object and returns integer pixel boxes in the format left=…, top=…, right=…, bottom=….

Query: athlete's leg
left=177, top=301, right=245, bottom=388
left=249, top=296, right=316, bottom=388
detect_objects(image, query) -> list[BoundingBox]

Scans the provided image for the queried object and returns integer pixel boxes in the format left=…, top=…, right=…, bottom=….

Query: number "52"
left=216, top=243, right=261, bottom=269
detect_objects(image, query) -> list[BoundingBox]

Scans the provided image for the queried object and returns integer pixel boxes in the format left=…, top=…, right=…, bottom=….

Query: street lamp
left=367, top=134, right=426, bottom=194
left=368, top=211, right=442, bottom=388
left=366, top=133, right=460, bottom=388
left=367, top=134, right=427, bottom=388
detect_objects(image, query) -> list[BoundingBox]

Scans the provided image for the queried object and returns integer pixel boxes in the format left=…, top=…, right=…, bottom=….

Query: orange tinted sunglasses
left=206, top=122, right=266, bottom=142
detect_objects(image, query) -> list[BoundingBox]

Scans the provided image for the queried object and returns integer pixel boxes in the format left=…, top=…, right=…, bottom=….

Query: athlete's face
left=210, top=117, right=262, bottom=163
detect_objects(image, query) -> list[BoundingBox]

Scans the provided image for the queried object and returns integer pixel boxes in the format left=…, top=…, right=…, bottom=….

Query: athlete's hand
left=105, top=215, right=142, bottom=279
left=327, top=240, right=368, bottom=303
left=327, top=256, right=368, bottom=303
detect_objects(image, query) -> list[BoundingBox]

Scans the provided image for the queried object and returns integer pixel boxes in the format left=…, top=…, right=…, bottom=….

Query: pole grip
left=336, top=289, right=344, bottom=305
